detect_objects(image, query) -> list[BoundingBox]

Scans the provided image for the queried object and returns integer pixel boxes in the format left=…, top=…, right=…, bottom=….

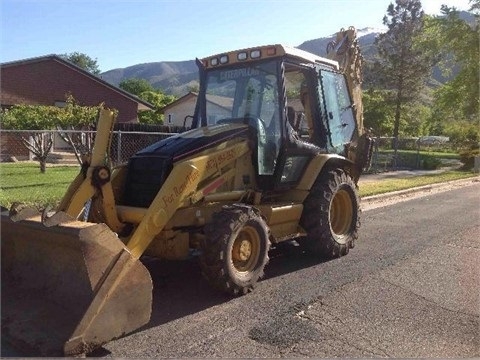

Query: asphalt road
left=2, top=181, right=479, bottom=357
left=96, top=181, right=479, bottom=358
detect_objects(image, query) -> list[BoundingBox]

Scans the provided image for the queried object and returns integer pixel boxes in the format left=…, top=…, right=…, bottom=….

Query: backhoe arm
left=326, top=26, right=364, bottom=136
left=326, top=27, right=374, bottom=180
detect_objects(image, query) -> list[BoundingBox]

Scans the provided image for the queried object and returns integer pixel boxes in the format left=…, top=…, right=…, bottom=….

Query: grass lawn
left=370, top=149, right=461, bottom=171
left=379, top=149, right=460, bottom=159
left=359, top=170, right=477, bottom=197
left=0, top=162, right=477, bottom=209
left=0, top=162, right=80, bottom=209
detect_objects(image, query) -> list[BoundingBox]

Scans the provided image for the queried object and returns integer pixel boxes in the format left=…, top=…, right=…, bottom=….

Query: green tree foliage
left=363, top=89, right=431, bottom=138
left=425, top=2, right=479, bottom=147
left=137, top=91, right=177, bottom=124
left=1, top=105, right=62, bottom=130
left=1, top=105, right=61, bottom=172
left=363, top=89, right=394, bottom=136
left=119, top=78, right=178, bottom=124
left=119, top=78, right=154, bottom=95
left=0, top=96, right=103, bottom=172
left=401, top=102, right=431, bottom=136
left=375, top=0, right=435, bottom=158
left=61, top=52, right=101, bottom=75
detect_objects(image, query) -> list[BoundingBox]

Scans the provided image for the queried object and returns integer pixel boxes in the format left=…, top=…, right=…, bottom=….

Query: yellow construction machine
left=1, top=27, right=373, bottom=356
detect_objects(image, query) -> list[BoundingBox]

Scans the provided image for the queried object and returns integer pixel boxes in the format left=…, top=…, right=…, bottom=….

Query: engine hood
left=134, top=123, right=250, bottom=162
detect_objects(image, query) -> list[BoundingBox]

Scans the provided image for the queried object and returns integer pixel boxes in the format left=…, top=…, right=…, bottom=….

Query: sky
left=0, top=0, right=473, bottom=72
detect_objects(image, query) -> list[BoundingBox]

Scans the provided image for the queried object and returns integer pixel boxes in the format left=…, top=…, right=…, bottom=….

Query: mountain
left=100, top=27, right=383, bottom=96
left=100, top=60, right=197, bottom=95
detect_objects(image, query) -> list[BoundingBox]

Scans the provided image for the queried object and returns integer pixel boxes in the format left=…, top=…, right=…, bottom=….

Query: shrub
left=459, top=147, right=480, bottom=170
left=421, top=156, right=442, bottom=170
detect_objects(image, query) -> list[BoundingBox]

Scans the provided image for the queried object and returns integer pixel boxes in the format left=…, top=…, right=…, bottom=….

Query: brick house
left=160, top=92, right=233, bottom=127
left=1, top=55, right=155, bottom=160
left=0, top=54, right=154, bottom=123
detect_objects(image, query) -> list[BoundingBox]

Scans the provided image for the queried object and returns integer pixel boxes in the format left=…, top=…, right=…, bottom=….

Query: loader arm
left=55, top=108, right=123, bottom=232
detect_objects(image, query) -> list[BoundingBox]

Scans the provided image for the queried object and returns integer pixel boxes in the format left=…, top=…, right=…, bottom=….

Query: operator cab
left=193, top=45, right=357, bottom=191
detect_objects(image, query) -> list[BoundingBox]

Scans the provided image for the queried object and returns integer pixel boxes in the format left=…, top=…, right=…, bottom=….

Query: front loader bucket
left=1, top=211, right=153, bottom=356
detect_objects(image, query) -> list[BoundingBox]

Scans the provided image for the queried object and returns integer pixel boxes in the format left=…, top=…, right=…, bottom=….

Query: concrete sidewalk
left=359, top=168, right=459, bottom=183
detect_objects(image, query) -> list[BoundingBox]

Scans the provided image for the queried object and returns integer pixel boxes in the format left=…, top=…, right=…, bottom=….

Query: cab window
left=318, top=70, right=355, bottom=153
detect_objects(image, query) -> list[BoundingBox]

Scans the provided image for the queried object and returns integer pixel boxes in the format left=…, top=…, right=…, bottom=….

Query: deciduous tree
left=375, top=0, right=435, bottom=163
left=137, top=91, right=177, bottom=124
left=119, top=78, right=178, bottom=124
left=1, top=106, right=62, bottom=172
left=61, top=52, right=101, bottom=75
left=428, top=2, right=479, bottom=147
left=0, top=97, right=104, bottom=172
left=119, top=78, right=154, bottom=95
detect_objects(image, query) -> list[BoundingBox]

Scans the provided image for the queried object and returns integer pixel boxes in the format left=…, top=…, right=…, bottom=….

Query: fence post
left=372, top=137, right=379, bottom=173
left=117, top=131, right=122, bottom=164
left=416, top=140, right=420, bottom=169
left=474, top=156, right=480, bottom=173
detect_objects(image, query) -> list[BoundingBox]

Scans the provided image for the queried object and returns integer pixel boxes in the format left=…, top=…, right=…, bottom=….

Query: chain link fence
left=1, top=129, right=179, bottom=166
left=369, top=136, right=456, bottom=173
left=1, top=130, right=458, bottom=171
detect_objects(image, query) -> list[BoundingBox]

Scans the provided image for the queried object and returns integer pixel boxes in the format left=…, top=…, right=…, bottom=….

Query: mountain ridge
left=100, top=27, right=381, bottom=95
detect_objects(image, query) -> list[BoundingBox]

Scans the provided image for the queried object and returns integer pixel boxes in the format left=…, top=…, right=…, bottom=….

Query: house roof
left=159, top=91, right=233, bottom=114
left=1, top=54, right=155, bottom=110
left=159, top=92, right=197, bottom=113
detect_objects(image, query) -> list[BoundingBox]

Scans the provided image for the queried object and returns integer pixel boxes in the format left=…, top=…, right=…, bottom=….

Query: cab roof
left=202, top=44, right=339, bottom=70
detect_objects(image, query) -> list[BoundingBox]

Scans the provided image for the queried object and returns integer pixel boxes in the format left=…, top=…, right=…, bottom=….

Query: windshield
left=200, top=60, right=282, bottom=175
left=203, top=61, right=279, bottom=123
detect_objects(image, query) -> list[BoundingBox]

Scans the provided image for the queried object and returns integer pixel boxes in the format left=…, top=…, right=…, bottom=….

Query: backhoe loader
left=1, top=27, right=373, bottom=356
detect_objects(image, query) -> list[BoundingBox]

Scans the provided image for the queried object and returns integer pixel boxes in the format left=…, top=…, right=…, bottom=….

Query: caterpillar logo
left=219, top=67, right=260, bottom=81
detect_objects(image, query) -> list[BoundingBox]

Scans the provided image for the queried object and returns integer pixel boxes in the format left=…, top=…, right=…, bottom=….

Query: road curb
left=361, top=176, right=480, bottom=203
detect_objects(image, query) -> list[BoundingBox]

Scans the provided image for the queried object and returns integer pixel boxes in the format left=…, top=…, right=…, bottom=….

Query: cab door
left=318, top=70, right=356, bottom=154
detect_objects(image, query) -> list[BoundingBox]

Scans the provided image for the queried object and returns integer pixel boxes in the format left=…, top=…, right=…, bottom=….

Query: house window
left=54, top=101, right=66, bottom=108
left=168, top=113, right=174, bottom=124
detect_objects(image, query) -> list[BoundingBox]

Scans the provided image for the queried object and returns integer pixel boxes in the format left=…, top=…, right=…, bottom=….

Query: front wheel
left=200, top=205, right=270, bottom=296
left=299, top=169, right=360, bottom=258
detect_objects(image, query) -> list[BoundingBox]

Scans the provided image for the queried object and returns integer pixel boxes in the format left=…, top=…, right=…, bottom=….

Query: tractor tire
left=299, top=168, right=360, bottom=258
left=200, top=205, right=270, bottom=296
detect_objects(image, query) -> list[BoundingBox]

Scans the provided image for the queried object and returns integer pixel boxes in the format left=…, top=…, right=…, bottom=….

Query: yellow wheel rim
left=231, top=225, right=261, bottom=272
left=330, top=189, right=354, bottom=237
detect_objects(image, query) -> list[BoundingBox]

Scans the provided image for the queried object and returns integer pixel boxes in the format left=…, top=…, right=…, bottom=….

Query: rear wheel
left=299, top=168, right=360, bottom=258
left=200, top=205, right=270, bottom=296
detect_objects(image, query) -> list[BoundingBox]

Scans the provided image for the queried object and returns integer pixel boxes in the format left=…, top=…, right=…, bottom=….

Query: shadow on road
left=138, top=241, right=325, bottom=328
left=141, top=241, right=324, bottom=326
left=89, top=241, right=326, bottom=357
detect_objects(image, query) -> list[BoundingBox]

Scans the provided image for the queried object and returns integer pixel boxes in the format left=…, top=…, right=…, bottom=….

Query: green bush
left=459, top=147, right=480, bottom=170
left=421, top=156, right=442, bottom=170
